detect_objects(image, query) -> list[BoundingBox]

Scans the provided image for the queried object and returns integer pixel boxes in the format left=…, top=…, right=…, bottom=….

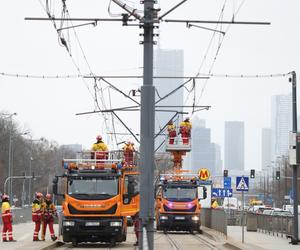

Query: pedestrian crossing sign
left=236, top=176, right=249, bottom=191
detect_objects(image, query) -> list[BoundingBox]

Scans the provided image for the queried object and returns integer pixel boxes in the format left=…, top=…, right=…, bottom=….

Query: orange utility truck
left=155, top=172, right=206, bottom=233
left=53, top=151, right=139, bottom=246
left=155, top=128, right=207, bottom=233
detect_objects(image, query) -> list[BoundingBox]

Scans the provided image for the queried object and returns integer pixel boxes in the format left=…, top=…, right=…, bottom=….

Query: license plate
left=175, top=216, right=185, bottom=220
left=85, top=222, right=100, bottom=226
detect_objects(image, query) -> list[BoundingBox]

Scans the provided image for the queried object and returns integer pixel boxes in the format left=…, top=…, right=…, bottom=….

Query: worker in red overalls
left=179, top=118, right=192, bottom=144
left=41, top=194, right=57, bottom=241
left=123, top=141, right=135, bottom=165
left=42, top=194, right=57, bottom=241
left=32, top=192, right=43, bottom=241
left=167, top=120, right=176, bottom=145
left=91, top=135, right=109, bottom=162
left=133, top=212, right=139, bottom=246
left=1, top=194, right=16, bottom=242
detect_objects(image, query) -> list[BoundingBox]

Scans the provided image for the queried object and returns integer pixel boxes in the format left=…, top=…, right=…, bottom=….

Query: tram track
left=165, top=233, right=182, bottom=250
left=190, top=233, right=219, bottom=250
left=164, top=231, right=220, bottom=250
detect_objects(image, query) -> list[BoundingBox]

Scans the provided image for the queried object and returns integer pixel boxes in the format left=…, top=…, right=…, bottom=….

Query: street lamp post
left=0, top=112, right=17, bottom=204
left=23, top=135, right=43, bottom=204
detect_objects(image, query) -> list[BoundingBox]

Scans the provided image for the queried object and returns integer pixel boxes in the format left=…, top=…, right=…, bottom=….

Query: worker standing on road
left=167, top=120, right=177, bottom=145
left=1, top=194, right=16, bottom=242
left=41, top=194, right=57, bottom=241
left=91, top=135, right=109, bottom=161
left=211, top=198, right=219, bottom=209
left=179, top=118, right=192, bottom=144
left=123, top=141, right=135, bottom=165
left=133, top=212, right=140, bottom=246
left=32, top=192, right=43, bottom=241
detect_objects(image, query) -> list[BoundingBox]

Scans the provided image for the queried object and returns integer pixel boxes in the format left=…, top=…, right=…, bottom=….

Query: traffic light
left=250, top=169, right=255, bottom=178
left=276, top=171, right=280, bottom=180
left=223, top=169, right=228, bottom=177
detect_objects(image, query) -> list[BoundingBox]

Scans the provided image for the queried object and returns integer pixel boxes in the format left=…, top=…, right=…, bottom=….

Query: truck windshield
left=68, top=176, right=118, bottom=200
left=163, top=186, right=197, bottom=202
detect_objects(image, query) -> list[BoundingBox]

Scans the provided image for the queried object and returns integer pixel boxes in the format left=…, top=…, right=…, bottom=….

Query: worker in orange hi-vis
left=123, top=141, right=135, bottom=165
left=179, top=118, right=192, bottom=144
left=32, top=192, right=43, bottom=241
left=167, top=120, right=177, bottom=145
left=1, top=194, right=16, bottom=242
left=91, top=135, right=109, bottom=162
left=41, top=194, right=57, bottom=241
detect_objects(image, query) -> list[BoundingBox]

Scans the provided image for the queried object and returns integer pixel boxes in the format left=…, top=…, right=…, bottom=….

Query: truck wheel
left=71, top=238, right=78, bottom=247
left=198, top=228, right=203, bottom=234
left=110, top=238, right=116, bottom=247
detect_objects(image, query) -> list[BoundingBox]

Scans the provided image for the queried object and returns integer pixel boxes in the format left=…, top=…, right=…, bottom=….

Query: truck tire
left=72, top=238, right=78, bottom=247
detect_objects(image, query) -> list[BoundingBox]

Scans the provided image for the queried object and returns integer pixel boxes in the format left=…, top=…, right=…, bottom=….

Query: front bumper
left=62, top=217, right=124, bottom=243
left=158, top=213, right=201, bottom=231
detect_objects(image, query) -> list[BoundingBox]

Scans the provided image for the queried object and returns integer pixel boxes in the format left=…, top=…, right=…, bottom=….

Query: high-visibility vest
left=1, top=201, right=12, bottom=222
left=32, top=199, right=42, bottom=222
left=42, top=201, right=57, bottom=221
left=92, top=141, right=108, bottom=151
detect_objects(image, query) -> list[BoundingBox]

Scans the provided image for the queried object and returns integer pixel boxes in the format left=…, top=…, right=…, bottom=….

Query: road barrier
left=201, top=208, right=227, bottom=235
left=252, top=213, right=294, bottom=238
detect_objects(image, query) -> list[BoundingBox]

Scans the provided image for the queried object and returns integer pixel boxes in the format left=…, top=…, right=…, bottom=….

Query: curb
left=40, top=241, right=65, bottom=250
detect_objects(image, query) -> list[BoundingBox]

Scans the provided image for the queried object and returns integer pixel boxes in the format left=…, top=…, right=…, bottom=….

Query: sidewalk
left=224, top=226, right=300, bottom=250
left=0, top=222, right=58, bottom=250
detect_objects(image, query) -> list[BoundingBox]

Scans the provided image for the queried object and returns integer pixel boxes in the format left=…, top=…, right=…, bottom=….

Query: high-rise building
left=224, top=121, right=244, bottom=171
left=261, top=128, right=272, bottom=171
left=154, top=48, right=184, bottom=152
left=271, top=94, right=292, bottom=159
left=190, top=118, right=222, bottom=176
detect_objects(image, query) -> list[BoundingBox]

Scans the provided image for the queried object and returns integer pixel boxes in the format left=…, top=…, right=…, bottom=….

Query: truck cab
left=155, top=174, right=206, bottom=234
left=53, top=151, right=139, bottom=246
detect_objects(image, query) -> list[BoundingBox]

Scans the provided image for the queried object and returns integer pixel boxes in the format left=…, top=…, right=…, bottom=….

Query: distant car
left=263, top=209, right=292, bottom=217
left=248, top=205, right=271, bottom=214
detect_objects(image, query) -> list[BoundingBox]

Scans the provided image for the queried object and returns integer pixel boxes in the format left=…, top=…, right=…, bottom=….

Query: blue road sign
left=224, top=177, right=231, bottom=189
left=236, top=176, right=249, bottom=191
left=212, top=188, right=233, bottom=198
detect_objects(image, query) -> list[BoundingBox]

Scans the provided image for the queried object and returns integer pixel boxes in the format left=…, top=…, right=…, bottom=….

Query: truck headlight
left=63, top=221, right=75, bottom=226
left=110, top=221, right=122, bottom=227
left=160, top=216, right=168, bottom=220
left=191, top=216, right=200, bottom=221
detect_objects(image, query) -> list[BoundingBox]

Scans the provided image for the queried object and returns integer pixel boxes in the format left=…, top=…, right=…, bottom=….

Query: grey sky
left=0, top=0, right=299, bottom=171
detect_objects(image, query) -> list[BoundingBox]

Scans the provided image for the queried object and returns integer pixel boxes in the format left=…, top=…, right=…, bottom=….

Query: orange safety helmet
left=45, top=193, right=51, bottom=200
left=2, top=194, right=9, bottom=201
left=35, top=192, right=43, bottom=199
left=96, top=135, right=102, bottom=141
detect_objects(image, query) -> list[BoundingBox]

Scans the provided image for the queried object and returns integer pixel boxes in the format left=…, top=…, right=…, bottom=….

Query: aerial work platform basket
left=165, top=136, right=191, bottom=152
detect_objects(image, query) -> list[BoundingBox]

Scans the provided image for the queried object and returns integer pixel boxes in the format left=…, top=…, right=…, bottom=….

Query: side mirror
left=52, top=177, right=58, bottom=195
left=52, top=176, right=64, bottom=197
left=203, top=186, right=207, bottom=200
left=198, top=186, right=207, bottom=200
left=128, top=176, right=135, bottom=196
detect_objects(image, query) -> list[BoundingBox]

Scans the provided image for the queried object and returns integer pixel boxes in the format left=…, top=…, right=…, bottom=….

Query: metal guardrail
left=201, top=208, right=227, bottom=235
left=256, top=214, right=293, bottom=238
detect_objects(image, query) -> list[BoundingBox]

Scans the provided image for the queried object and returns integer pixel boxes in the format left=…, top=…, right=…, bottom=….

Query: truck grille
left=163, top=204, right=196, bottom=213
left=68, top=204, right=117, bottom=215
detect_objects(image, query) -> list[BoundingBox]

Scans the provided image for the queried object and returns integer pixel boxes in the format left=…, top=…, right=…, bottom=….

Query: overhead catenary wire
left=0, top=71, right=291, bottom=79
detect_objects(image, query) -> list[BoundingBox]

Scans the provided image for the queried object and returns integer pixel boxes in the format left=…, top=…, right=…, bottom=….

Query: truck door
left=121, top=173, right=140, bottom=216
